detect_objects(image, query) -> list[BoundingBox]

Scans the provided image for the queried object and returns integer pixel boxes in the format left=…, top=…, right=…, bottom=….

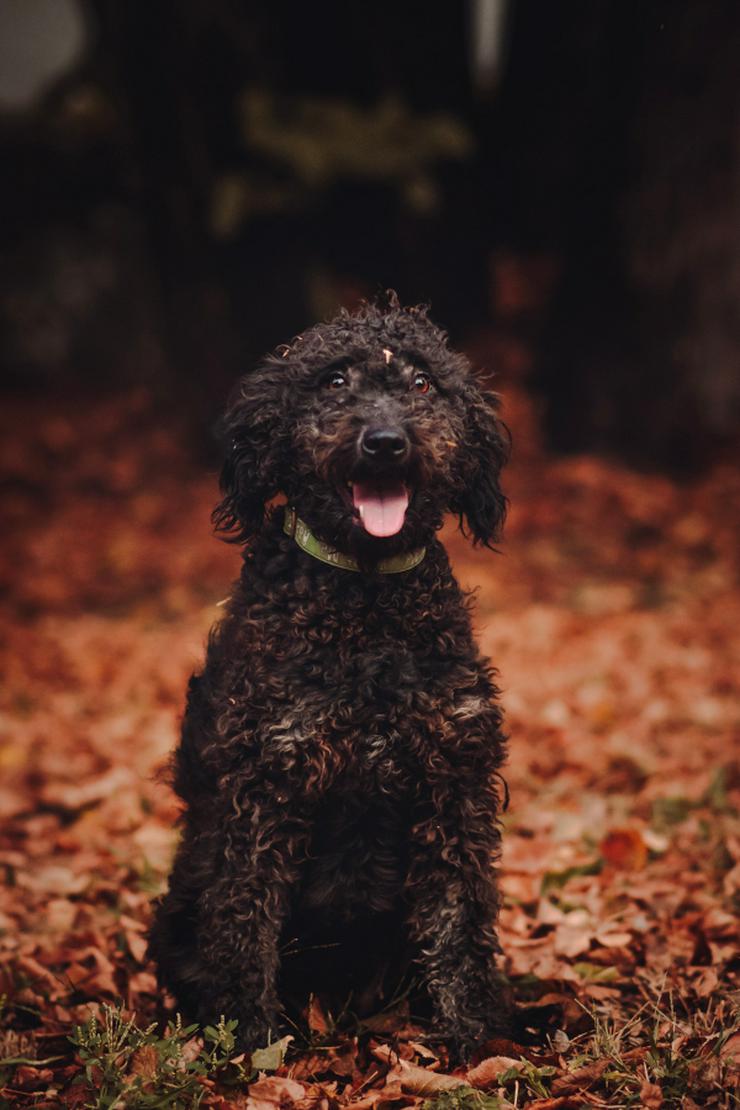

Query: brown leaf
left=12, top=1065, right=55, bottom=1090
left=467, top=1055, right=523, bottom=1088
left=41, top=767, right=134, bottom=813
left=408, top=1040, right=440, bottom=1066
left=127, top=970, right=158, bottom=996
left=690, top=966, right=719, bottom=997
left=124, top=928, right=148, bottom=963
left=41, top=898, right=78, bottom=935
left=129, top=1043, right=158, bottom=1081
left=246, top=1075, right=306, bottom=1110
left=20, top=864, right=90, bottom=896
left=64, top=946, right=118, bottom=997
left=720, top=1031, right=740, bottom=1063
left=594, top=930, right=632, bottom=948
left=621, top=1047, right=649, bottom=1063
left=553, top=921, right=593, bottom=958
left=639, top=1079, right=664, bottom=1109
left=306, top=995, right=330, bottom=1034
left=600, top=828, right=648, bottom=871
left=551, top=1058, right=608, bottom=1094
left=346, top=1090, right=408, bottom=1110
left=316, top=1042, right=358, bottom=1080
left=371, top=1045, right=465, bottom=1094
left=517, top=993, right=588, bottom=1034
left=360, top=999, right=410, bottom=1032
left=15, top=955, right=64, bottom=995
left=286, top=1052, right=333, bottom=1083
left=392, top=1064, right=466, bottom=1095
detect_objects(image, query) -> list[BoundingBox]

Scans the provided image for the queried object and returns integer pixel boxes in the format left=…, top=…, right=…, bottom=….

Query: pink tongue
left=352, top=481, right=409, bottom=537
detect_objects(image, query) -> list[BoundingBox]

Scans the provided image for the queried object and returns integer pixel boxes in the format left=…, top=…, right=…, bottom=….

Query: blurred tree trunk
left=508, top=0, right=740, bottom=471
left=93, top=0, right=236, bottom=416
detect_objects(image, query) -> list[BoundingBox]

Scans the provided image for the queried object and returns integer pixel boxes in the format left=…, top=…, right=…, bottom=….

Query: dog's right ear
left=212, top=361, right=288, bottom=543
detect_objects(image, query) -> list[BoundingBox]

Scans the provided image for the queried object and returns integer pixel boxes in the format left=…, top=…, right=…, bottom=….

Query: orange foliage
left=0, top=384, right=738, bottom=1106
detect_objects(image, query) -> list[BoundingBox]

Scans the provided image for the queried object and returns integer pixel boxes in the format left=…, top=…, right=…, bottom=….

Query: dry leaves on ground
left=0, top=384, right=738, bottom=1107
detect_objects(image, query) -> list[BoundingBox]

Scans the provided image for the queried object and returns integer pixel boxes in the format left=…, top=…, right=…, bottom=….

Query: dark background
left=1, top=0, right=739, bottom=471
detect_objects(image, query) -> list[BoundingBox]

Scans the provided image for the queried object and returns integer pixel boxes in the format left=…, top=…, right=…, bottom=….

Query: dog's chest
left=238, top=565, right=478, bottom=789
left=266, top=700, right=412, bottom=793
left=342, top=729, right=404, bottom=790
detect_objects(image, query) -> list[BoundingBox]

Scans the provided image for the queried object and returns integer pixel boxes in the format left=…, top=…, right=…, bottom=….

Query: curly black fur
left=149, top=297, right=510, bottom=1059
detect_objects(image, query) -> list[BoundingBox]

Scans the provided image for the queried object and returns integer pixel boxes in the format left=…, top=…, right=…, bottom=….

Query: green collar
left=283, top=507, right=426, bottom=574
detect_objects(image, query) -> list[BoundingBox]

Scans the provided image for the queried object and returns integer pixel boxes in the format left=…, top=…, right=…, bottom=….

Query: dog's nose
left=361, top=427, right=409, bottom=461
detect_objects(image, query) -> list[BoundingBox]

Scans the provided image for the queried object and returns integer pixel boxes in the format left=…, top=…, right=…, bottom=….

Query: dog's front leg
left=190, top=794, right=309, bottom=1050
left=406, top=760, right=507, bottom=1058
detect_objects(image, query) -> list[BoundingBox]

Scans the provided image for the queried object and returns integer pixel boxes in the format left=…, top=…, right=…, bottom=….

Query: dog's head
left=214, top=297, right=509, bottom=563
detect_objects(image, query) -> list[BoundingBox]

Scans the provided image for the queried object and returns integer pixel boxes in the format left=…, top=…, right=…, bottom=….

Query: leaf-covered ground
left=1, top=386, right=738, bottom=1108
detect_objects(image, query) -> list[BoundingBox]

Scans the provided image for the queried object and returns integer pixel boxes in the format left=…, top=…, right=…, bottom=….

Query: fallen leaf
left=306, top=995, right=330, bottom=1034
left=553, top=922, right=594, bottom=958
left=594, top=930, right=632, bottom=948
left=127, top=970, right=157, bottom=995
left=245, top=1075, right=306, bottom=1110
left=123, top=928, right=148, bottom=963
left=600, top=828, right=648, bottom=870
left=41, top=767, right=134, bottom=813
left=467, top=1054, right=523, bottom=1087
left=20, top=865, right=90, bottom=896
left=251, top=1036, right=293, bottom=1072
left=639, top=1079, right=663, bottom=1108
left=129, top=1043, right=158, bottom=1081
left=11, top=1064, right=55, bottom=1090
left=551, top=1058, right=608, bottom=1094
left=408, top=1040, right=440, bottom=1066
left=371, top=1045, right=465, bottom=1094
left=360, top=999, right=410, bottom=1032
left=720, top=1031, right=740, bottom=1063
left=690, top=966, right=719, bottom=997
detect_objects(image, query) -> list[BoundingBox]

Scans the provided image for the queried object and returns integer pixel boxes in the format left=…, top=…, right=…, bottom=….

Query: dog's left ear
left=452, top=383, right=510, bottom=547
left=212, top=359, right=289, bottom=543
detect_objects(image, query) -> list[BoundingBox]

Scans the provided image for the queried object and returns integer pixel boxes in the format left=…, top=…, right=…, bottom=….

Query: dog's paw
left=232, top=1016, right=281, bottom=1055
left=426, top=1020, right=483, bottom=1065
left=431, top=1005, right=513, bottom=1064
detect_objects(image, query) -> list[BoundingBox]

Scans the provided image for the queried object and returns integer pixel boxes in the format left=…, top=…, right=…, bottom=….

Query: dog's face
left=215, top=301, right=508, bottom=563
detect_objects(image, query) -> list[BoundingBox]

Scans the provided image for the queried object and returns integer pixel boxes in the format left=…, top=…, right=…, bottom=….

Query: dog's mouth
left=348, top=479, right=410, bottom=537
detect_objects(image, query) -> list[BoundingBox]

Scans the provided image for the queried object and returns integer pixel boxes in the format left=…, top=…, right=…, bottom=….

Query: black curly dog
left=149, top=297, right=510, bottom=1058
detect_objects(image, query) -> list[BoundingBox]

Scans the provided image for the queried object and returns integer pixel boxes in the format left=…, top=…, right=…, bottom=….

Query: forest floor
left=0, top=384, right=738, bottom=1108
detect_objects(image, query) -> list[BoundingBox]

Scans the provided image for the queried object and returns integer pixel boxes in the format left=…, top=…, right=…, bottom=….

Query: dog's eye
left=326, top=372, right=347, bottom=390
left=412, top=372, right=432, bottom=394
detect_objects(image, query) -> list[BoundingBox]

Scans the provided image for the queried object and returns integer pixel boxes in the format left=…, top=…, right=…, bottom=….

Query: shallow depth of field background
left=0, top=3, right=738, bottom=1107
